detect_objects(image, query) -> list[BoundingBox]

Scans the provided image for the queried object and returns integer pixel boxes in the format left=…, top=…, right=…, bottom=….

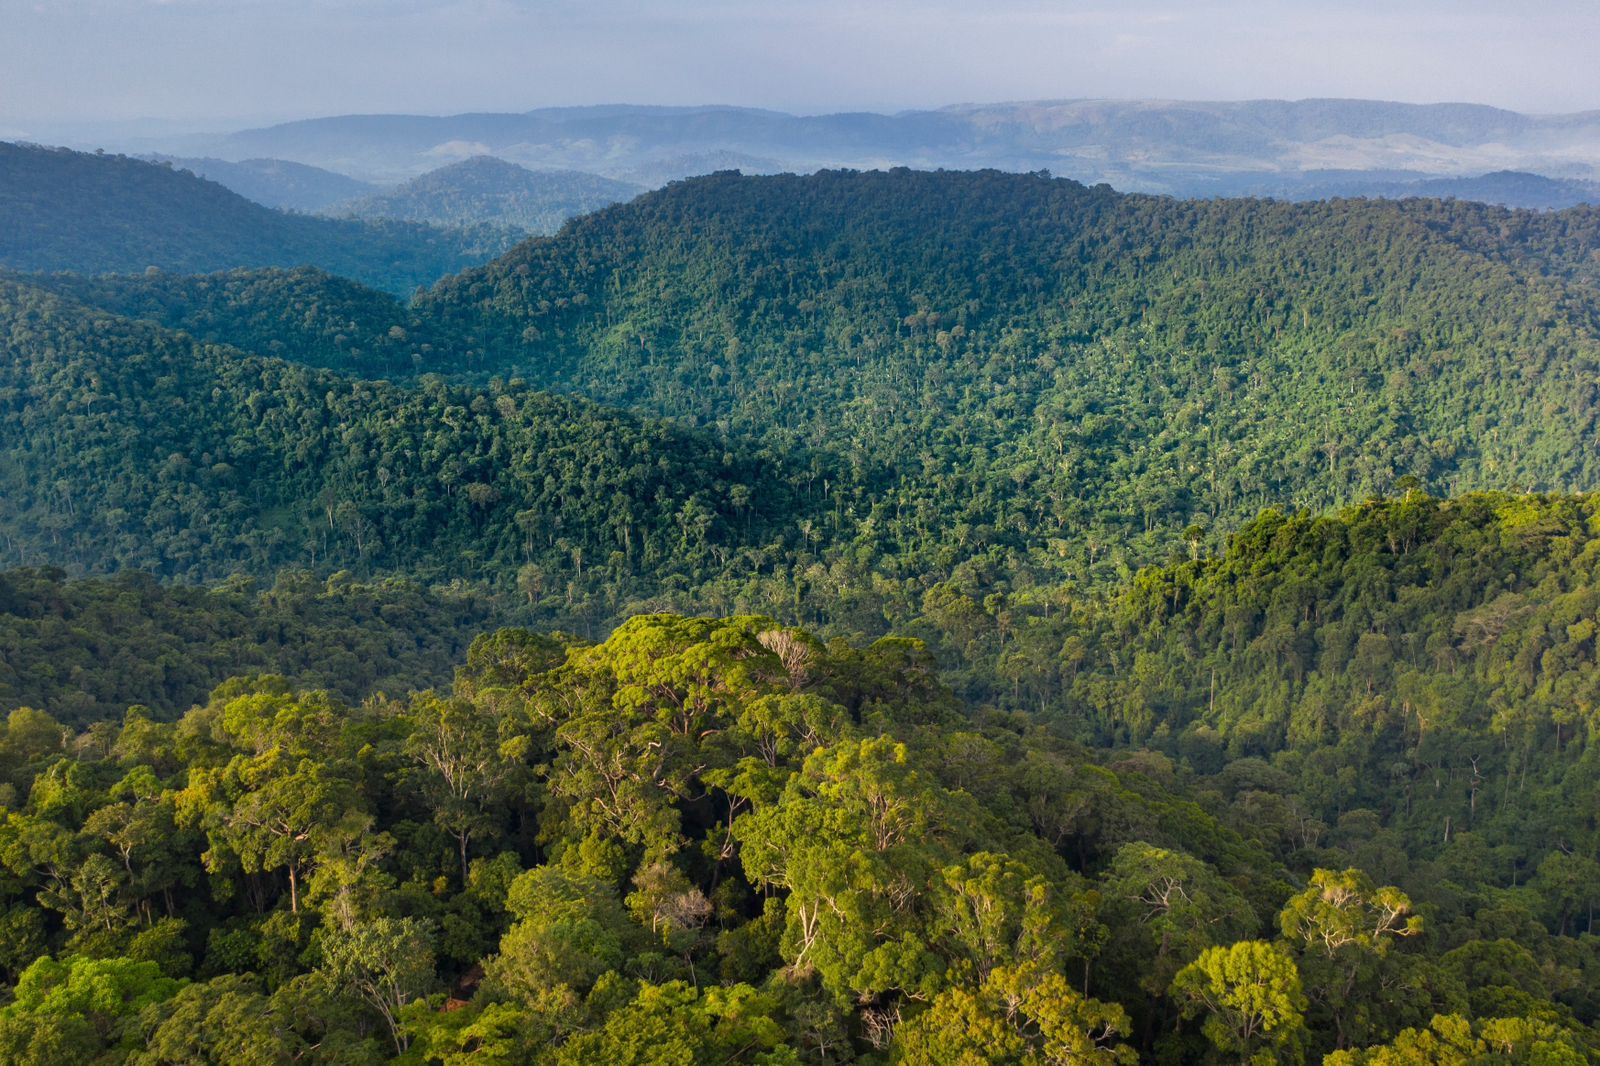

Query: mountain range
left=147, top=98, right=1600, bottom=199
left=327, top=155, right=643, bottom=235
left=0, top=142, right=510, bottom=295
left=144, top=154, right=379, bottom=212
left=1259, top=168, right=1600, bottom=209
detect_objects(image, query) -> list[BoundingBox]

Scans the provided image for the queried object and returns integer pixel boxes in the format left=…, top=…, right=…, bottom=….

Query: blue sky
left=3, top=0, right=1598, bottom=133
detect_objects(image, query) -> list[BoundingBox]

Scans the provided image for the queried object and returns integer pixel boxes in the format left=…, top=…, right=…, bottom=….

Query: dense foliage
left=0, top=567, right=505, bottom=727
left=11, top=171, right=1600, bottom=628
left=0, top=595, right=1595, bottom=1063
left=418, top=168, right=1600, bottom=581
left=0, top=143, right=509, bottom=296
left=0, top=278, right=801, bottom=603
left=940, top=492, right=1600, bottom=870
left=13, top=267, right=448, bottom=377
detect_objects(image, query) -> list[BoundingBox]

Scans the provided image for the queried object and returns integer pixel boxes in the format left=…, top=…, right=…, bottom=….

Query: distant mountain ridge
left=329, top=155, right=642, bottom=234
left=1281, top=169, right=1600, bottom=209
left=144, top=154, right=379, bottom=211
left=162, top=98, right=1600, bottom=201
left=0, top=142, right=510, bottom=295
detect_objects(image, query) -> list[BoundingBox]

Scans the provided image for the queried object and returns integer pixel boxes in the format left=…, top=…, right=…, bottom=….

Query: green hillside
left=0, top=278, right=804, bottom=603
left=14, top=267, right=447, bottom=377
left=417, top=169, right=1600, bottom=582
left=944, top=489, right=1600, bottom=782
left=0, top=143, right=510, bottom=296
left=10, top=169, right=1600, bottom=639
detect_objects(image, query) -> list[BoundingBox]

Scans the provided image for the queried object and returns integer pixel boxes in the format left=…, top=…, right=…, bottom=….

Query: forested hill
left=969, top=489, right=1600, bottom=787
left=332, top=156, right=643, bottom=235
left=12, top=267, right=447, bottom=378
left=146, top=154, right=379, bottom=212
left=416, top=169, right=1600, bottom=571
left=0, top=278, right=806, bottom=595
left=0, top=143, right=510, bottom=296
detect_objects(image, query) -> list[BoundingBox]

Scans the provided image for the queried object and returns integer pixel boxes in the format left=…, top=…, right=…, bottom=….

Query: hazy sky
left=4, top=0, right=1599, bottom=135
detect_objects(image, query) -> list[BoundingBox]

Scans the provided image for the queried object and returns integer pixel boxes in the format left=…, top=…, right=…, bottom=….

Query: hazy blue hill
left=0, top=142, right=505, bottom=295
left=1198, top=168, right=1600, bottom=210
left=1368, top=169, right=1600, bottom=209
left=146, top=153, right=378, bottom=211
left=611, top=149, right=794, bottom=186
left=332, top=155, right=642, bottom=234
left=959, top=97, right=1536, bottom=148
left=184, top=98, right=1600, bottom=197
left=1228, top=168, right=1600, bottom=209
left=210, top=104, right=972, bottom=178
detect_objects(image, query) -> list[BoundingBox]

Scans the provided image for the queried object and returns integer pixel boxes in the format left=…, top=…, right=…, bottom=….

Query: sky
left=3, top=0, right=1599, bottom=136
